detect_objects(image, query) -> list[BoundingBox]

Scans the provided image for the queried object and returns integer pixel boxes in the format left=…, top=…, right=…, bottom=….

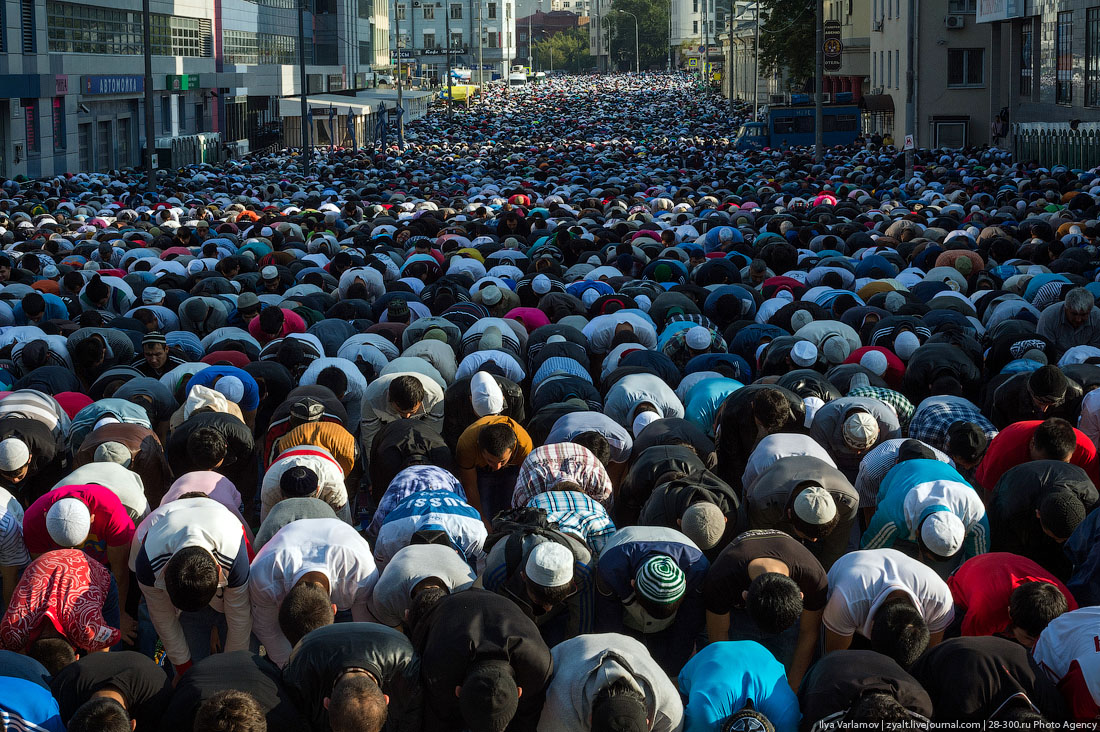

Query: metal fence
left=1013, top=122, right=1100, bottom=169
left=155, top=132, right=224, bottom=167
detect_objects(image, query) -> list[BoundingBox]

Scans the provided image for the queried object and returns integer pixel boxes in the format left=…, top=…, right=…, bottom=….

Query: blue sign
left=82, top=75, right=145, bottom=95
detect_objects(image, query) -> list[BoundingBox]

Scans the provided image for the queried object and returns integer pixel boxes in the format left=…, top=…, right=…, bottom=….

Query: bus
left=735, top=92, right=861, bottom=150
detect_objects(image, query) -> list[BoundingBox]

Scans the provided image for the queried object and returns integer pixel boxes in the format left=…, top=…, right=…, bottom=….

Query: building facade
left=391, top=0, right=517, bottom=81
left=0, top=0, right=390, bottom=178
left=517, top=10, right=582, bottom=68
left=721, top=0, right=996, bottom=147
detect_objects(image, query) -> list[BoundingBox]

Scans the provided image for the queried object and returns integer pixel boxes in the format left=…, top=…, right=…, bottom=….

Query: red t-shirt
left=247, top=308, right=307, bottom=344
left=948, top=552, right=1078, bottom=637
left=975, top=420, right=1099, bottom=493
left=23, top=484, right=135, bottom=566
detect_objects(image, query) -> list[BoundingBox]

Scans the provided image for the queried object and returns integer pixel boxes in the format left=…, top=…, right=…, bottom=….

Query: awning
left=860, top=94, right=895, bottom=113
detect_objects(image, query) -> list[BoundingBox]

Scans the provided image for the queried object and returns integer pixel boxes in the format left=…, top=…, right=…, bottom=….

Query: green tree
left=532, top=28, right=590, bottom=73
left=757, top=0, right=814, bottom=89
left=606, top=0, right=671, bottom=71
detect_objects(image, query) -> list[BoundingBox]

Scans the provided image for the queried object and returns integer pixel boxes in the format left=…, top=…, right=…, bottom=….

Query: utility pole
left=298, top=0, right=311, bottom=173
left=727, top=0, right=734, bottom=112
left=478, top=0, right=484, bottom=100
left=752, top=1, right=759, bottom=119
left=142, top=0, right=156, bottom=193
left=904, top=0, right=915, bottom=180
left=813, top=0, right=822, bottom=162
left=395, top=0, right=404, bottom=141
left=445, top=1, right=453, bottom=116
left=667, top=0, right=672, bottom=71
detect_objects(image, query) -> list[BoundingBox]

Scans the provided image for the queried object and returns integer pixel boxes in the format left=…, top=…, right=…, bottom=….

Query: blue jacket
left=862, top=459, right=989, bottom=560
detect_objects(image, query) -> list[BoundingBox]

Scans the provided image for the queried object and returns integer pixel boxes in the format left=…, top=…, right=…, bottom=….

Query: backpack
left=484, top=506, right=586, bottom=581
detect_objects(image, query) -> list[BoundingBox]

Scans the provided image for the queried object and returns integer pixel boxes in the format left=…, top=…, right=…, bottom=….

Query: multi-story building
left=869, top=0, right=992, bottom=147
left=517, top=9, right=582, bottom=68
left=0, top=0, right=390, bottom=178
left=983, top=0, right=1100, bottom=125
left=391, top=0, right=517, bottom=81
left=823, top=0, right=869, bottom=103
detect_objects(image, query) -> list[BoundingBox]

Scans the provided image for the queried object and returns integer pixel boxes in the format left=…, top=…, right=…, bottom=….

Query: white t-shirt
left=823, top=548, right=954, bottom=638
left=742, top=433, right=836, bottom=491
left=0, top=486, right=29, bottom=569
left=249, top=518, right=378, bottom=667
left=1033, top=606, right=1100, bottom=706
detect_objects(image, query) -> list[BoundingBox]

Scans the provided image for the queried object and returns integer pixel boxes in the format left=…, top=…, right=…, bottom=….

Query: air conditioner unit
left=944, top=14, right=964, bottom=28
left=872, top=19, right=883, bottom=31
left=412, top=1, right=421, bottom=6
left=871, top=86, right=884, bottom=94
left=822, top=93, right=832, bottom=103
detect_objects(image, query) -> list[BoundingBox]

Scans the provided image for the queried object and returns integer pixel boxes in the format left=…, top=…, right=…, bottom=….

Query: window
left=52, top=97, right=65, bottom=151
left=488, top=2, right=497, bottom=19
left=423, top=31, right=435, bottom=47
left=693, top=20, right=698, bottom=33
left=396, top=3, right=406, bottom=18
left=177, top=95, right=186, bottom=130
left=358, top=0, right=371, bottom=18
left=506, top=2, right=511, bottom=19
left=450, top=31, right=462, bottom=47
left=47, top=2, right=212, bottom=57
left=222, top=30, right=296, bottom=64
left=947, top=48, right=983, bottom=87
left=886, top=49, right=891, bottom=87
left=895, top=49, right=899, bottom=88
left=488, top=31, right=498, bottom=47
left=422, top=4, right=434, bottom=18
left=195, top=103, right=204, bottom=132
left=948, top=0, right=975, bottom=11
left=1089, top=9, right=1100, bottom=105
left=872, top=51, right=877, bottom=87
left=692, top=0, right=698, bottom=11
left=117, top=117, right=131, bottom=166
left=161, top=96, right=171, bottom=132
left=78, top=123, right=91, bottom=171
left=360, top=40, right=371, bottom=63
left=1058, top=11, right=1073, bottom=103
left=1020, top=21, right=1033, bottom=97
left=22, top=100, right=39, bottom=153
left=21, top=0, right=35, bottom=52
left=450, top=3, right=461, bottom=18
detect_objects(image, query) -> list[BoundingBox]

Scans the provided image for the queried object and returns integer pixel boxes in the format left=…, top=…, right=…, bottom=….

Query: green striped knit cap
left=635, top=555, right=686, bottom=604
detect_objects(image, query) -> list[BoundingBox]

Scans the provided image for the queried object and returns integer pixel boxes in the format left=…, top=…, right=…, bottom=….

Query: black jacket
left=901, top=342, right=983, bottom=404
left=712, top=384, right=806, bottom=488
left=798, top=650, right=932, bottom=732
left=909, top=636, right=1066, bottom=722
left=639, top=469, right=744, bottom=557
left=619, top=445, right=707, bottom=526
left=165, top=411, right=255, bottom=477
left=412, top=589, right=553, bottom=732
left=162, top=651, right=307, bottom=732
left=443, top=374, right=526, bottom=445
left=282, top=623, right=422, bottom=732
left=369, top=418, right=454, bottom=499
left=986, top=371, right=1083, bottom=430
left=989, top=460, right=1098, bottom=578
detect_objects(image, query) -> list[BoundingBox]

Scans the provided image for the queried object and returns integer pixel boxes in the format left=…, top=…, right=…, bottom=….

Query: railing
left=1013, top=122, right=1100, bottom=169
left=154, top=132, right=224, bottom=167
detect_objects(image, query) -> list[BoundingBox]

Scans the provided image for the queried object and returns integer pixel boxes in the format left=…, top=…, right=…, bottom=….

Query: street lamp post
left=616, top=9, right=640, bottom=74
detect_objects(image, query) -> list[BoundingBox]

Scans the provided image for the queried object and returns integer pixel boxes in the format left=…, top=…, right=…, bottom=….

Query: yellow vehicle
left=439, top=84, right=479, bottom=101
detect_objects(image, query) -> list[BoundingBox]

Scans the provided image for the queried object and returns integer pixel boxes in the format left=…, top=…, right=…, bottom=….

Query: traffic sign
left=688, top=58, right=699, bottom=67
left=903, top=134, right=916, bottom=150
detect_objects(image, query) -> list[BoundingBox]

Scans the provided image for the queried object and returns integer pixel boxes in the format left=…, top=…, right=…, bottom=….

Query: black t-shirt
left=702, top=529, right=829, bottom=615
left=161, top=651, right=307, bottom=732
left=49, top=651, right=171, bottom=729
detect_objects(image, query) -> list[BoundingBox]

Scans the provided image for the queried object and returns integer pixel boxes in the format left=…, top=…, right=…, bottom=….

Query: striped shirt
left=854, top=438, right=954, bottom=508
left=511, top=442, right=613, bottom=509
left=0, top=390, right=69, bottom=439
left=527, top=491, right=617, bottom=555
left=0, top=487, right=29, bottom=569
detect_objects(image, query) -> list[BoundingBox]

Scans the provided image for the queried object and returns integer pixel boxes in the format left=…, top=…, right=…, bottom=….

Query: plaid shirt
left=908, top=396, right=999, bottom=453
left=527, top=490, right=617, bottom=555
left=849, top=386, right=915, bottom=428
left=511, top=442, right=612, bottom=509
